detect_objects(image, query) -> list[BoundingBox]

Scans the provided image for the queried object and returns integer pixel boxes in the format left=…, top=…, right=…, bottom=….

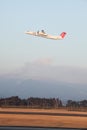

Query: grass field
left=0, top=108, right=87, bottom=128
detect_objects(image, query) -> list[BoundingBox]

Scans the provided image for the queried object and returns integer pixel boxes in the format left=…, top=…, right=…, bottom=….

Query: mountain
left=0, top=77, right=87, bottom=101
left=0, top=62, right=87, bottom=100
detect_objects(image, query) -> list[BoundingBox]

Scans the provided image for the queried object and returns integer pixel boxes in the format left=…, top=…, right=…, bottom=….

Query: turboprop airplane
left=25, top=30, right=67, bottom=40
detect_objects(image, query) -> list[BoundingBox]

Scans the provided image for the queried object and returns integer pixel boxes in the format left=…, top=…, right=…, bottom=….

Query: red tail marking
left=60, top=32, right=66, bottom=38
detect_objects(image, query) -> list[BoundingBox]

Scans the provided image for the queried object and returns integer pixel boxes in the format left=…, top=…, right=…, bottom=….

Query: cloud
left=32, top=58, right=54, bottom=65
left=1, top=58, right=87, bottom=85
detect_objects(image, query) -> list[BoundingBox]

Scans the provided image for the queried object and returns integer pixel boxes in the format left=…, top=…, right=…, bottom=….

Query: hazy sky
left=0, top=0, right=87, bottom=74
left=0, top=0, right=87, bottom=100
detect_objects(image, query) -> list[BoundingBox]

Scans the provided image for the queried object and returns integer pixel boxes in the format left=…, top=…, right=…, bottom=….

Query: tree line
left=66, top=99, right=87, bottom=111
left=0, top=96, right=87, bottom=111
left=0, top=96, right=62, bottom=108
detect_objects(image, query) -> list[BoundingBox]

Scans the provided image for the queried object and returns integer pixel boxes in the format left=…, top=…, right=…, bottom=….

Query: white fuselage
left=25, top=31, right=62, bottom=40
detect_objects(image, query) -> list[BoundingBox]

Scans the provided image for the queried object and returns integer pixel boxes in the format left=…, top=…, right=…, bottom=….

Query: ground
left=0, top=108, right=87, bottom=128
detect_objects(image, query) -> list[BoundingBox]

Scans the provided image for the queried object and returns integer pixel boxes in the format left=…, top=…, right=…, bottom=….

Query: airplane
left=25, top=30, right=67, bottom=40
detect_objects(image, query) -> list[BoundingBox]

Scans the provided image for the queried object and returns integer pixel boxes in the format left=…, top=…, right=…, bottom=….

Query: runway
left=0, top=111, right=87, bottom=117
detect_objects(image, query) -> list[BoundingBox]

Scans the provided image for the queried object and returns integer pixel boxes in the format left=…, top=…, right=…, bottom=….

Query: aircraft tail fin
left=60, top=32, right=67, bottom=38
